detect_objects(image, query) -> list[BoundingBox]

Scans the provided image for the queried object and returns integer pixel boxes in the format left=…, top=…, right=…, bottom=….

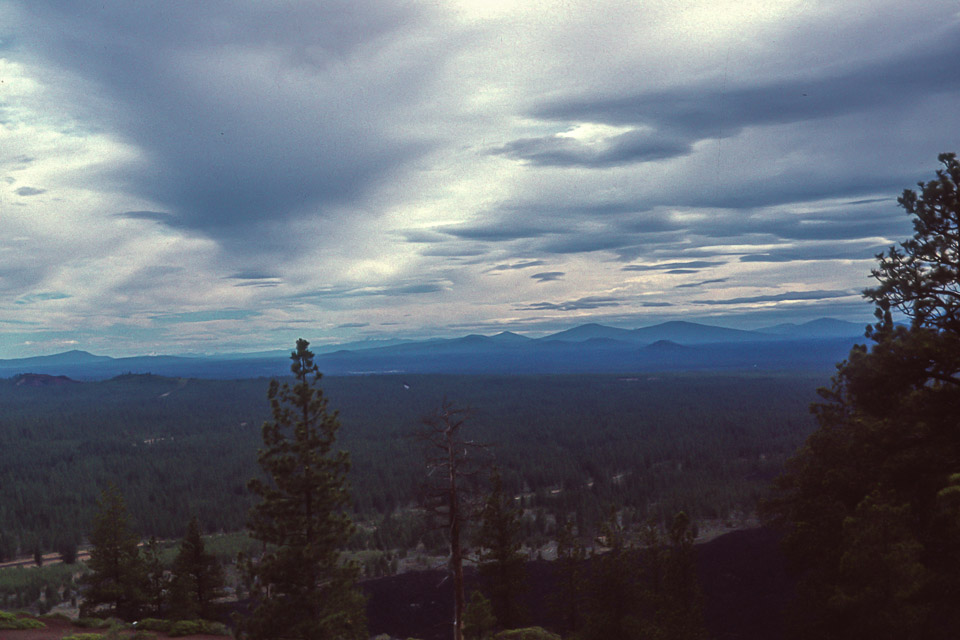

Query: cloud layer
left=1, top=0, right=958, bottom=356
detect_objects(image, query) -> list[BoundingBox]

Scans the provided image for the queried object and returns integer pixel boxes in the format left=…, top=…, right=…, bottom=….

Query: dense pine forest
left=0, top=371, right=820, bottom=560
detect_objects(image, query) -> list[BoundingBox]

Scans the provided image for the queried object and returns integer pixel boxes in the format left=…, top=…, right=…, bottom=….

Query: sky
left=1, top=1, right=959, bottom=358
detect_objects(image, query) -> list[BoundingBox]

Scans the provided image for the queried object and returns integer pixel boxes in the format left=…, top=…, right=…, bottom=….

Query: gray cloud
left=403, top=230, right=449, bottom=243
left=738, top=243, right=887, bottom=263
left=419, top=245, right=489, bottom=258
left=531, top=271, right=564, bottom=282
left=15, top=291, right=69, bottom=304
left=623, top=260, right=724, bottom=272
left=440, top=223, right=556, bottom=242
left=336, top=322, right=369, bottom=329
left=15, top=187, right=46, bottom=196
left=530, top=26, right=960, bottom=168
left=494, top=128, right=692, bottom=167
left=115, top=210, right=183, bottom=226
left=228, top=271, right=281, bottom=280
left=299, top=280, right=447, bottom=300
left=694, top=289, right=855, bottom=305
left=151, top=309, right=259, bottom=324
left=489, top=260, right=547, bottom=271
left=12, top=1, right=441, bottom=255
left=226, top=271, right=282, bottom=288
left=517, top=296, right=622, bottom=311
left=676, top=278, right=729, bottom=289
left=388, top=283, right=446, bottom=295
left=540, top=232, right=638, bottom=255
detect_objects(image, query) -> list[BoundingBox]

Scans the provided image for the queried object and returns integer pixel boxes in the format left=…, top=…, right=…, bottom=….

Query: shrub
left=76, top=616, right=111, bottom=628
left=135, top=618, right=172, bottom=632
left=168, top=618, right=229, bottom=637
left=0, top=611, right=46, bottom=630
left=62, top=634, right=105, bottom=640
left=40, top=611, right=72, bottom=621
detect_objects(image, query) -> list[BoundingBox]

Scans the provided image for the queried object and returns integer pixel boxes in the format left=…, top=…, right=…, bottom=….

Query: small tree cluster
left=80, top=486, right=225, bottom=622
left=576, top=510, right=706, bottom=640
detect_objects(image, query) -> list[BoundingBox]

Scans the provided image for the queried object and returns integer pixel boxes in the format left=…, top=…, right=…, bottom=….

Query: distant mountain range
left=0, top=318, right=871, bottom=380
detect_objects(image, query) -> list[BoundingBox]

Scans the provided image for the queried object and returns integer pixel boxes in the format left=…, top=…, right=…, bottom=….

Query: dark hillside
left=362, top=527, right=792, bottom=640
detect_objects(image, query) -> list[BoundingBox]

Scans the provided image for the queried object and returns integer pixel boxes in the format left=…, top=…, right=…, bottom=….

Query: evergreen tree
left=476, top=470, right=527, bottom=629
left=170, top=517, right=225, bottom=620
left=551, top=519, right=586, bottom=635
left=580, top=508, right=640, bottom=640
left=240, top=339, right=366, bottom=640
left=637, top=512, right=707, bottom=640
left=463, top=590, right=497, bottom=640
left=765, top=153, right=960, bottom=638
left=80, top=484, right=146, bottom=620
left=142, top=536, right=170, bottom=617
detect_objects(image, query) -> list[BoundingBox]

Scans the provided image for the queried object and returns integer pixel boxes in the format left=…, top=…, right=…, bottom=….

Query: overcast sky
left=2, top=1, right=959, bottom=357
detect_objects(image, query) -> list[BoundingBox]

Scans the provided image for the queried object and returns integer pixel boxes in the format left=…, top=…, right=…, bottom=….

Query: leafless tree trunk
left=419, top=402, right=489, bottom=640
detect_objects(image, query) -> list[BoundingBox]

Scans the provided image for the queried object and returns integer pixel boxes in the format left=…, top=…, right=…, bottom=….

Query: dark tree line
left=0, top=368, right=820, bottom=560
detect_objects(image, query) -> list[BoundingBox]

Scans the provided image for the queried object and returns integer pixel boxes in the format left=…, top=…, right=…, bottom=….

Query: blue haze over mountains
left=0, top=318, right=869, bottom=380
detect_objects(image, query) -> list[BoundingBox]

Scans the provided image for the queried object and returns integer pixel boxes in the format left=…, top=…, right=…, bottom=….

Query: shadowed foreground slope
left=363, top=527, right=791, bottom=640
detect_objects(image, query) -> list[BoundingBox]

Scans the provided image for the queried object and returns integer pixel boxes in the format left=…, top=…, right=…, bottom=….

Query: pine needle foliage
left=240, top=339, right=366, bottom=640
left=80, top=484, right=146, bottom=621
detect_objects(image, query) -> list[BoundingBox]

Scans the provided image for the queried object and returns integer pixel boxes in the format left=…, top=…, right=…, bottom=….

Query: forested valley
left=0, top=371, right=818, bottom=561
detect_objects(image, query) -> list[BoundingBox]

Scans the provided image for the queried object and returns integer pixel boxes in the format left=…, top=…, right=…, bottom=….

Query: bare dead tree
left=417, top=401, right=491, bottom=640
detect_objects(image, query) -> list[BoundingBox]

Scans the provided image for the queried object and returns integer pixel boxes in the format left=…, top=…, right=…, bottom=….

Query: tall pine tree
left=240, top=339, right=366, bottom=640
left=80, top=484, right=145, bottom=620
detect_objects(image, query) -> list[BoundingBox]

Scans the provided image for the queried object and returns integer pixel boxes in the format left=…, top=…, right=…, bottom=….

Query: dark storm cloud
left=531, top=271, right=564, bottom=282
left=622, top=261, right=724, bottom=272
left=15, top=186, right=46, bottom=196
left=526, top=26, right=960, bottom=170
left=11, top=1, right=438, bottom=252
left=517, top=296, right=622, bottom=311
left=694, top=289, right=854, bottom=305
